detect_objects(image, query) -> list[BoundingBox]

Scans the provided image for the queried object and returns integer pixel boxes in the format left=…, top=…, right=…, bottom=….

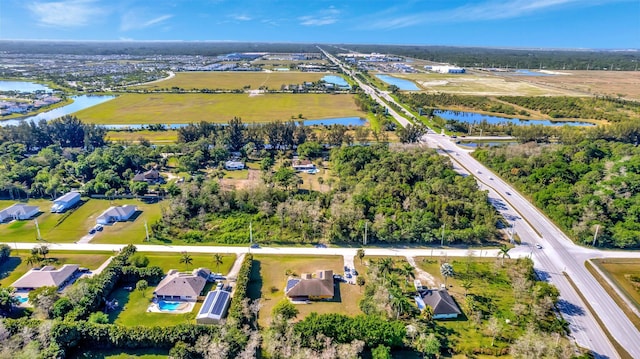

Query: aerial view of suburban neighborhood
left=0, top=1, right=639, bottom=359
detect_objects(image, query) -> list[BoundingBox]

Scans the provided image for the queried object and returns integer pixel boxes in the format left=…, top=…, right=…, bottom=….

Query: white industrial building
left=51, top=192, right=81, bottom=213
left=425, top=65, right=466, bottom=74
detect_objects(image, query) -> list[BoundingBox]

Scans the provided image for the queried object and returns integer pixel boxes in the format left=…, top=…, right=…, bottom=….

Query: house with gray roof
left=11, top=264, right=80, bottom=291
left=417, top=289, right=461, bottom=319
left=96, top=205, right=137, bottom=225
left=0, top=203, right=39, bottom=222
left=132, top=169, right=163, bottom=184
left=154, top=268, right=211, bottom=302
left=285, top=269, right=334, bottom=301
left=51, top=192, right=81, bottom=213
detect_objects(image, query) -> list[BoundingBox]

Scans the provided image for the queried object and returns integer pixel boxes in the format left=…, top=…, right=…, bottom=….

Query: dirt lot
left=502, top=70, right=640, bottom=100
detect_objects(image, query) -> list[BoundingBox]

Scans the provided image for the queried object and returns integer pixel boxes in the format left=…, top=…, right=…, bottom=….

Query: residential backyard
left=247, top=255, right=363, bottom=327
left=0, top=250, right=113, bottom=287
left=0, top=198, right=164, bottom=244
left=144, top=252, right=236, bottom=274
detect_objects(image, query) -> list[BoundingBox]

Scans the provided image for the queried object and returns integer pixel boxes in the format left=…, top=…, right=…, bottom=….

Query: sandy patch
left=248, top=90, right=264, bottom=97
left=418, top=80, right=449, bottom=86
left=539, top=70, right=571, bottom=75
left=406, top=256, right=436, bottom=287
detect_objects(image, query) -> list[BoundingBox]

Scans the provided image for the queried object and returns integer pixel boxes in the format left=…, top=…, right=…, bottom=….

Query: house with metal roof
left=51, top=192, right=81, bottom=213
left=0, top=203, right=39, bottom=222
left=285, top=269, right=334, bottom=301
left=196, top=290, right=231, bottom=324
left=96, top=205, right=137, bottom=225
left=416, top=289, right=462, bottom=319
left=11, top=264, right=80, bottom=291
left=153, top=268, right=211, bottom=302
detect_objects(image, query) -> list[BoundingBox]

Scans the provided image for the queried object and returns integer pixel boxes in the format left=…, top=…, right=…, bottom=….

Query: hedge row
left=227, top=254, right=253, bottom=325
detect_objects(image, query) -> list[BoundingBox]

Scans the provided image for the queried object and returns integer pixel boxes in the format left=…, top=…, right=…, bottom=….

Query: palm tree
left=213, top=254, right=223, bottom=273
left=389, top=289, right=413, bottom=319
left=26, top=254, right=40, bottom=267
left=440, top=263, right=454, bottom=287
left=356, top=248, right=365, bottom=264
left=498, top=245, right=510, bottom=266
left=38, top=245, right=49, bottom=261
left=399, top=262, right=416, bottom=284
left=179, top=252, right=193, bottom=269
left=377, top=257, right=394, bottom=280
left=460, top=279, right=473, bottom=297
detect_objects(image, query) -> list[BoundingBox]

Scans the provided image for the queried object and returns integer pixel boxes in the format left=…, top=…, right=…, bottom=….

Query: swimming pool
left=16, top=296, right=28, bottom=304
left=158, top=300, right=183, bottom=311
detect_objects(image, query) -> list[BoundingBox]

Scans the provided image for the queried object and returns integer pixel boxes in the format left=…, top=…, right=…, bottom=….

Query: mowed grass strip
left=73, top=348, right=167, bottom=359
left=106, top=130, right=178, bottom=144
left=133, top=71, right=327, bottom=90
left=248, top=255, right=362, bottom=327
left=73, top=93, right=366, bottom=125
left=144, top=252, right=236, bottom=275
left=0, top=250, right=113, bottom=287
left=0, top=198, right=164, bottom=244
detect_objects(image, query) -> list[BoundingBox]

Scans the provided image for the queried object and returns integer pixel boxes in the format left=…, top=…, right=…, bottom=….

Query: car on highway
left=536, top=244, right=543, bottom=249
left=476, top=170, right=481, bottom=174
left=506, top=191, right=511, bottom=195
left=489, top=177, right=494, bottom=180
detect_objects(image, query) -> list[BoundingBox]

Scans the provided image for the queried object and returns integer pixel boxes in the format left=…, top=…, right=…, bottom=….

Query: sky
left=0, top=0, right=638, bottom=49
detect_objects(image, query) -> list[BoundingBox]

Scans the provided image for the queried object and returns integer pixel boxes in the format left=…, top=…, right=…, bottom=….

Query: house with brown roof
left=285, top=269, right=334, bottom=301
left=132, top=169, right=163, bottom=184
left=153, top=268, right=211, bottom=302
left=11, top=264, right=80, bottom=291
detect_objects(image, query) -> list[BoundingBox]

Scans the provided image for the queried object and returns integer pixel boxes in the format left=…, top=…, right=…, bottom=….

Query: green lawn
left=143, top=252, right=236, bottom=274
left=73, top=93, right=366, bottom=125
left=106, top=130, right=178, bottom=144
left=247, top=255, right=362, bottom=327
left=132, top=71, right=327, bottom=91
left=72, top=348, right=167, bottom=359
left=108, top=287, right=202, bottom=327
left=591, top=259, right=640, bottom=316
left=0, top=251, right=112, bottom=287
left=0, top=199, right=163, bottom=244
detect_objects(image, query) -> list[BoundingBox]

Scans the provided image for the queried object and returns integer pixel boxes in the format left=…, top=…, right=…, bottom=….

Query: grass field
left=72, top=93, right=366, bottom=125
left=591, top=259, right=640, bottom=316
left=393, top=72, right=575, bottom=96
left=132, top=71, right=328, bottom=91
left=143, top=252, right=236, bottom=274
left=0, top=198, right=164, bottom=244
left=106, top=130, right=178, bottom=144
left=247, top=255, right=362, bottom=327
left=0, top=250, right=112, bottom=287
left=73, top=348, right=167, bottom=359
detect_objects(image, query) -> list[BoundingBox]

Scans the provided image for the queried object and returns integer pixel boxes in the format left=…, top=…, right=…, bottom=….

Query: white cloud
left=364, top=0, right=625, bottom=29
left=121, top=11, right=173, bottom=31
left=231, top=14, right=252, bottom=21
left=28, top=0, right=105, bottom=28
left=299, top=6, right=340, bottom=26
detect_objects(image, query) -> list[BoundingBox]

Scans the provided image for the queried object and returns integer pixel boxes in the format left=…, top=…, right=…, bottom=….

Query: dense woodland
left=475, top=140, right=640, bottom=248
left=154, top=144, right=500, bottom=245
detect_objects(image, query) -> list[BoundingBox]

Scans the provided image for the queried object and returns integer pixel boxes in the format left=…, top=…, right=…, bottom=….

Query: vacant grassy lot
left=72, top=348, right=167, bottom=359
left=394, top=72, right=576, bottom=96
left=106, top=130, right=178, bottom=144
left=247, top=255, right=362, bottom=327
left=73, top=93, right=366, bottom=125
left=133, top=72, right=327, bottom=91
left=592, top=259, right=640, bottom=312
left=0, top=199, right=163, bottom=244
left=143, top=252, right=236, bottom=274
left=0, top=251, right=112, bottom=287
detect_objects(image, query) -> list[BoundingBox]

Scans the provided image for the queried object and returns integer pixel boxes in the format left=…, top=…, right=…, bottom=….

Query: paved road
left=319, top=48, right=640, bottom=358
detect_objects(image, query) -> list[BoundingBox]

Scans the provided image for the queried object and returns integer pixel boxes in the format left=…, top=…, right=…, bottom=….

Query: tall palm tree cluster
left=26, top=245, right=50, bottom=267
left=366, top=258, right=418, bottom=320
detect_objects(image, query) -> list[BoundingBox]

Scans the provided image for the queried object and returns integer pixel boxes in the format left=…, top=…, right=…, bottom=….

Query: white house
left=196, top=290, right=231, bottom=324
left=96, top=205, right=137, bottom=225
left=51, top=192, right=81, bottom=213
left=224, top=161, right=245, bottom=170
left=154, top=268, right=211, bottom=302
left=0, top=204, right=39, bottom=222
left=292, top=159, right=316, bottom=172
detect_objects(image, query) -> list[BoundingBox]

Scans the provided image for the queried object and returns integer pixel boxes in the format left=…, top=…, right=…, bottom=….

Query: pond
left=0, top=80, right=53, bottom=93
left=375, top=74, right=420, bottom=91
left=509, top=69, right=553, bottom=77
left=303, top=117, right=366, bottom=126
left=0, top=95, right=116, bottom=126
left=321, top=75, right=350, bottom=88
left=434, top=110, right=595, bottom=127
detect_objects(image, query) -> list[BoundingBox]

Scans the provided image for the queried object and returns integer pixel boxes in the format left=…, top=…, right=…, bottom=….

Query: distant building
left=96, top=205, right=137, bottom=225
left=417, top=289, right=461, bottom=319
left=0, top=203, right=39, bottom=222
left=132, top=169, right=163, bottom=184
left=292, top=160, right=316, bottom=172
left=285, top=269, right=334, bottom=301
left=224, top=161, right=245, bottom=170
left=154, top=268, right=211, bottom=302
left=12, top=264, right=79, bottom=291
left=196, top=290, right=231, bottom=324
left=425, top=65, right=465, bottom=74
left=51, top=192, right=81, bottom=213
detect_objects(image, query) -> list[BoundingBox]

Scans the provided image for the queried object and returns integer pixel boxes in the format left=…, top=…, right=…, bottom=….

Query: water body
left=0, top=80, right=52, bottom=93
left=103, top=123, right=189, bottom=130
left=321, top=75, right=350, bottom=88
left=458, top=141, right=518, bottom=148
left=303, top=117, right=366, bottom=126
left=375, top=74, right=420, bottom=91
left=434, top=110, right=595, bottom=127
left=0, top=95, right=116, bottom=126
left=510, top=69, right=553, bottom=77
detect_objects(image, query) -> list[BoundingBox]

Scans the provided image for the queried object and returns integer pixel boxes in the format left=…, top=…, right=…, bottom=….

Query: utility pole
left=35, top=219, right=42, bottom=241
left=144, top=221, right=150, bottom=242
left=363, top=221, right=367, bottom=246
left=441, top=224, right=445, bottom=247
left=592, top=224, right=600, bottom=247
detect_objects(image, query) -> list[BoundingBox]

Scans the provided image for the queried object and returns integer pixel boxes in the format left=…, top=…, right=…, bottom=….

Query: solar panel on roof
left=285, top=279, right=300, bottom=292
left=212, top=291, right=230, bottom=317
left=199, top=291, right=216, bottom=315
